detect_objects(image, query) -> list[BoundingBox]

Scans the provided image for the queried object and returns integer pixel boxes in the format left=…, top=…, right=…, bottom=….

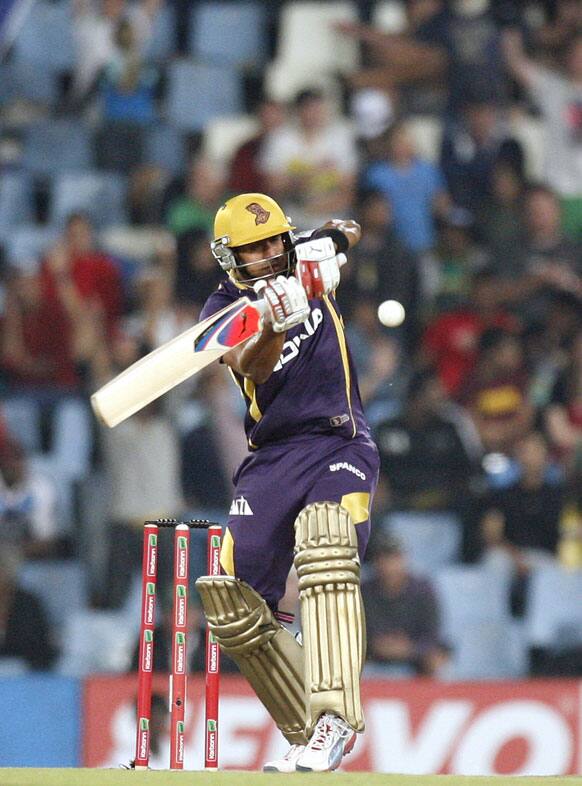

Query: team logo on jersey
left=273, top=308, right=323, bottom=371
left=229, top=496, right=254, bottom=515
left=246, top=202, right=270, bottom=225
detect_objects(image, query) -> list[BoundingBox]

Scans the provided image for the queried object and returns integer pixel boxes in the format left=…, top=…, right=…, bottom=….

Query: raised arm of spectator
left=335, top=20, right=448, bottom=81
left=140, top=0, right=162, bottom=20
left=334, top=20, right=395, bottom=47
left=44, top=242, right=85, bottom=322
left=72, top=0, right=91, bottom=17
left=432, top=188, right=451, bottom=220
left=502, top=28, right=538, bottom=90
left=545, top=403, right=581, bottom=453
left=1, top=283, right=31, bottom=376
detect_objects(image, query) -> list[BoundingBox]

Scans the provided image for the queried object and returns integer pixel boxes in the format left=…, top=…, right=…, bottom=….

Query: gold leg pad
left=195, top=575, right=307, bottom=744
left=294, top=502, right=365, bottom=735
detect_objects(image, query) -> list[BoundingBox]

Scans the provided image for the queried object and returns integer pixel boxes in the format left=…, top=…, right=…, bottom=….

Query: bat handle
left=252, top=281, right=268, bottom=316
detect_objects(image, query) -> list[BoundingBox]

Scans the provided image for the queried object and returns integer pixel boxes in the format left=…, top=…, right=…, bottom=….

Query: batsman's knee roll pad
left=294, top=501, right=365, bottom=734
left=195, top=575, right=307, bottom=744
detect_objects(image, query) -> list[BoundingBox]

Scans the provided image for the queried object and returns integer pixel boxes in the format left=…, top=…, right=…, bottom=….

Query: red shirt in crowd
left=41, top=251, right=122, bottom=337
left=423, top=309, right=518, bottom=397
left=2, top=252, right=122, bottom=390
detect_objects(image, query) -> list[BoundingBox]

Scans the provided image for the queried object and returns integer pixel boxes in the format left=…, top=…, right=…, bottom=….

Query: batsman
left=195, top=193, right=380, bottom=772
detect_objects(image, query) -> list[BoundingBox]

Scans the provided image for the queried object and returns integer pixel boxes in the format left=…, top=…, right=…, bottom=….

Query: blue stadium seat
left=143, top=124, right=186, bottom=175
left=94, top=123, right=145, bottom=175
left=434, top=565, right=522, bottom=679
left=5, top=225, right=59, bottom=268
left=50, top=398, right=93, bottom=482
left=166, top=60, right=242, bottom=131
left=51, top=171, right=128, bottom=228
left=189, top=2, right=267, bottom=67
left=57, top=609, right=137, bottom=676
left=0, top=173, right=33, bottom=241
left=441, top=620, right=528, bottom=680
left=1, top=397, right=42, bottom=452
left=0, top=61, right=58, bottom=105
left=435, top=565, right=512, bottom=639
left=18, top=560, right=89, bottom=631
left=23, top=119, right=93, bottom=177
left=384, top=511, right=462, bottom=575
left=12, top=0, right=75, bottom=72
left=144, top=3, right=176, bottom=62
left=526, top=565, right=582, bottom=650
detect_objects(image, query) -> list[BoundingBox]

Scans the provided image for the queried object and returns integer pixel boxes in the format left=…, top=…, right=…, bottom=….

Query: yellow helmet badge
left=245, top=201, right=271, bottom=225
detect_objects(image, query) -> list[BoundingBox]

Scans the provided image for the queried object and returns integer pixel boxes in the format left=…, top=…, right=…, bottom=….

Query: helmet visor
left=234, top=235, right=295, bottom=284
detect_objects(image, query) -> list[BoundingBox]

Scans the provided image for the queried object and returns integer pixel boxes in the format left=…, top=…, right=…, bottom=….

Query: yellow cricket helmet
left=211, top=193, right=296, bottom=284
left=214, top=193, right=295, bottom=248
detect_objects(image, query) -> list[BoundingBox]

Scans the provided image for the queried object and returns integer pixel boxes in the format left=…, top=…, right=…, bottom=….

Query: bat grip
left=253, top=281, right=269, bottom=316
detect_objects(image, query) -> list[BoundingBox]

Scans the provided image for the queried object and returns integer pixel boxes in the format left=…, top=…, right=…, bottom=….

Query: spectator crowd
left=0, top=0, right=580, bottom=680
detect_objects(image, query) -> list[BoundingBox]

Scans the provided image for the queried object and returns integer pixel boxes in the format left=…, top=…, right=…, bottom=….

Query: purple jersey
left=200, top=277, right=373, bottom=450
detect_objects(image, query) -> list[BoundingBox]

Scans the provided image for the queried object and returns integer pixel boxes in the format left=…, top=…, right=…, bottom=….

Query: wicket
left=134, top=518, right=222, bottom=771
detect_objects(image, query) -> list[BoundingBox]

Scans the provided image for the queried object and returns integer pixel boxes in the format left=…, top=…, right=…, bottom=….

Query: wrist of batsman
left=310, top=226, right=349, bottom=254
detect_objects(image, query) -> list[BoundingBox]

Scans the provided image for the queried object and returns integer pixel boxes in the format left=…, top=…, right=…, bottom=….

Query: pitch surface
left=0, top=770, right=580, bottom=786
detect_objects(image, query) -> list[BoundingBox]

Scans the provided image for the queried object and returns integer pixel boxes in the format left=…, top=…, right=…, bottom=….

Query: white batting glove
left=295, top=237, right=347, bottom=299
left=255, top=275, right=310, bottom=333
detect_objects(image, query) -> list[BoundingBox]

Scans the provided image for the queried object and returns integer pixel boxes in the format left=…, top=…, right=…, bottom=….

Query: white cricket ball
left=377, top=299, right=405, bottom=327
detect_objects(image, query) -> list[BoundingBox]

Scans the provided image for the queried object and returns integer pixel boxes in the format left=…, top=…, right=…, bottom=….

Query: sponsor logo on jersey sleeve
left=329, top=462, right=367, bottom=480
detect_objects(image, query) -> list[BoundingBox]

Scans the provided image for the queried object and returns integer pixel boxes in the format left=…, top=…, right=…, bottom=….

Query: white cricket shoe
left=263, top=743, right=306, bottom=773
left=295, top=712, right=357, bottom=772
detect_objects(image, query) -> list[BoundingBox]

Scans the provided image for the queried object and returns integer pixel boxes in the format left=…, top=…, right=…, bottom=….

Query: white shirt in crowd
left=0, top=469, right=59, bottom=543
left=528, top=66, right=582, bottom=198
left=260, top=119, right=358, bottom=226
left=72, top=1, right=154, bottom=98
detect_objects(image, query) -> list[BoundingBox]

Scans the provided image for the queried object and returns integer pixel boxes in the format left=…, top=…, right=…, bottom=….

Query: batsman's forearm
left=314, top=219, right=361, bottom=251
left=339, top=219, right=362, bottom=248
left=225, top=323, right=285, bottom=384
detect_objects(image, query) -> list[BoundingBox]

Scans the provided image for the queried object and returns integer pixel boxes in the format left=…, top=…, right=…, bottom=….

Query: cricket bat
left=91, top=296, right=265, bottom=428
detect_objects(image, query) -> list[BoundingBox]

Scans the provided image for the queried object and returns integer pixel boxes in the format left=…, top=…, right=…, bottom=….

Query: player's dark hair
left=407, top=367, right=438, bottom=400
left=294, top=88, right=324, bottom=107
left=478, top=326, right=518, bottom=355
left=356, top=187, right=390, bottom=207
left=65, top=211, right=92, bottom=228
left=524, top=182, right=558, bottom=203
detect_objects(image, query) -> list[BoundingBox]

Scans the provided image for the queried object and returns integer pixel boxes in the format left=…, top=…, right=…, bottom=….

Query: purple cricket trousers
left=222, top=433, right=380, bottom=612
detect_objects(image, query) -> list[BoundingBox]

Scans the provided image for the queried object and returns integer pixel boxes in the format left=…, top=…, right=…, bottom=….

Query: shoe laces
left=309, top=715, right=336, bottom=751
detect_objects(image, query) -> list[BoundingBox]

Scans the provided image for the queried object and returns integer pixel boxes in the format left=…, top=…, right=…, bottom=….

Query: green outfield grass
left=0, top=770, right=580, bottom=786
